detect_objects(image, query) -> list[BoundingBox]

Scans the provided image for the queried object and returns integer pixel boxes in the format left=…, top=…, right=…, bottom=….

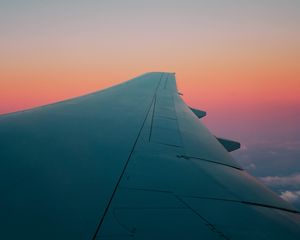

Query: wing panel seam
left=91, top=73, right=164, bottom=239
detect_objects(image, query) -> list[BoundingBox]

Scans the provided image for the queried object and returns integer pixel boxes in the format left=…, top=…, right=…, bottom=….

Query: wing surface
left=1, top=72, right=300, bottom=239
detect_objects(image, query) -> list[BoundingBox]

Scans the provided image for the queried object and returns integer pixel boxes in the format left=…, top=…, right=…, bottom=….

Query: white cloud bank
left=280, top=191, right=300, bottom=203
left=260, top=173, right=300, bottom=187
left=259, top=173, right=300, bottom=203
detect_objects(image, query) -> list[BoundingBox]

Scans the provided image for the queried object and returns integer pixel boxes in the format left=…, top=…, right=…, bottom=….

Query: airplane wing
left=0, top=72, right=300, bottom=239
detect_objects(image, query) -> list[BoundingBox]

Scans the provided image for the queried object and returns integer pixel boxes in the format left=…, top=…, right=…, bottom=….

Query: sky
left=1, top=0, right=300, bottom=207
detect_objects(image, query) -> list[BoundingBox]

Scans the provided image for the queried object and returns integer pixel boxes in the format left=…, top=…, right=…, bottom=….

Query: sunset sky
left=1, top=1, right=300, bottom=206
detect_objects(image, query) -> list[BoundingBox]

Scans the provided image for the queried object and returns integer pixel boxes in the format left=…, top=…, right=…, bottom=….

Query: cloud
left=280, top=191, right=300, bottom=203
left=274, top=141, right=300, bottom=151
left=259, top=174, right=300, bottom=206
left=259, top=173, right=300, bottom=187
left=239, top=144, right=248, bottom=151
left=245, top=163, right=256, bottom=170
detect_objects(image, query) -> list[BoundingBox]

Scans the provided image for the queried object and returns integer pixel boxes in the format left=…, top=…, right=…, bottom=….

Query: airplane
left=0, top=72, right=300, bottom=239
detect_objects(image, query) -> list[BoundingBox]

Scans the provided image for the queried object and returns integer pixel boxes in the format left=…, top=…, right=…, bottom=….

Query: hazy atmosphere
left=1, top=0, right=300, bottom=208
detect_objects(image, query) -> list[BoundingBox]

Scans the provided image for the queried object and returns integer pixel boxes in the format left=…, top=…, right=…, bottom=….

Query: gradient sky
left=1, top=0, right=300, bottom=206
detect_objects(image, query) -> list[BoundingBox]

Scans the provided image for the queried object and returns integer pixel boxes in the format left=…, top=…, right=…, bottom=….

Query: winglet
left=190, top=107, right=207, bottom=119
left=216, top=137, right=241, bottom=152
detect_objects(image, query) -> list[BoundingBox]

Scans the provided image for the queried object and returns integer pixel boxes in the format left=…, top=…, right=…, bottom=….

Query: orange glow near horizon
left=1, top=40, right=299, bottom=115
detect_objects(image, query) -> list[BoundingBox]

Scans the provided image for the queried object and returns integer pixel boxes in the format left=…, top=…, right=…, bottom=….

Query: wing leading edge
left=0, top=72, right=300, bottom=239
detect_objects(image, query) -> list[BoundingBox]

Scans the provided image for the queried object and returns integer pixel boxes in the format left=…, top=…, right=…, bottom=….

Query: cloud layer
left=232, top=140, right=300, bottom=208
left=280, top=191, right=300, bottom=203
left=260, top=174, right=300, bottom=187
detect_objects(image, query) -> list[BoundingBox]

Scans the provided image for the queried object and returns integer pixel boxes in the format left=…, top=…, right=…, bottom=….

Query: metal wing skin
left=0, top=72, right=300, bottom=239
